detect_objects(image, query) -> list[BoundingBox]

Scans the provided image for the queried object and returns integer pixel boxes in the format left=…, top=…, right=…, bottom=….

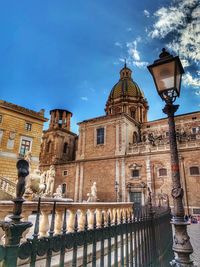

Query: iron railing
left=0, top=160, right=173, bottom=267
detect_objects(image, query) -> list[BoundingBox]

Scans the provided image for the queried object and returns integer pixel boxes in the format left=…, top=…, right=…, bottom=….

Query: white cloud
left=144, top=9, right=150, bottom=17
left=81, top=96, right=88, bottom=101
left=182, top=73, right=200, bottom=88
left=149, top=0, right=200, bottom=88
left=126, top=27, right=132, bottom=32
left=114, top=42, right=123, bottom=48
left=132, top=61, right=149, bottom=68
left=117, top=38, right=149, bottom=69
left=127, top=40, right=140, bottom=61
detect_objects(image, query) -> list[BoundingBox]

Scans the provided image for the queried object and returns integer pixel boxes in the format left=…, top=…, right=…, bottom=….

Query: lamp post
left=114, top=181, right=119, bottom=202
left=147, top=48, right=194, bottom=267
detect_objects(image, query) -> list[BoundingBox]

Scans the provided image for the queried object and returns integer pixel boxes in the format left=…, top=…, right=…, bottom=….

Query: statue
left=38, top=171, right=47, bottom=195
left=87, top=182, right=98, bottom=202
left=53, top=185, right=63, bottom=199
left=24, top=168, right=42, bottom=199
left=45, top=165, right=55, bottom=197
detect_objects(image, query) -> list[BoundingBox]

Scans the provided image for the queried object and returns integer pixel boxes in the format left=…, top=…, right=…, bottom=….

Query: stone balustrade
left=0, top=177, right=16, bottom=198
left=0, top=201, right=133, bottom=242
left=128, top=137, right=200, bottom=155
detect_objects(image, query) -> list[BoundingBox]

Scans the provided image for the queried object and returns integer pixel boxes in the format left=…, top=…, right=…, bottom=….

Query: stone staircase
left=0, top=176, right=16, bottom=200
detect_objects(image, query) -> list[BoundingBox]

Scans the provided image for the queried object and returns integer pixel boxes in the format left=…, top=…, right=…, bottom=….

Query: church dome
left=108, top=64, right=144, bottom=101
left=105, top=63, right=148, bottom=122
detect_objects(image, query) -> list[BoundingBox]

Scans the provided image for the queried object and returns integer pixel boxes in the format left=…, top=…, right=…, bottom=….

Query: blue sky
left=0, top=0, right=199, bottom=132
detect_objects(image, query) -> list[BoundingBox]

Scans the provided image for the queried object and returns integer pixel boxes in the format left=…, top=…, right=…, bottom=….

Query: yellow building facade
left=0, top=100, right=47, bottom=198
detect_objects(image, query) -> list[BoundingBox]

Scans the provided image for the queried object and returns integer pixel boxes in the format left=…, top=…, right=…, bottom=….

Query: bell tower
left=40, top=109, right=77, bottom=166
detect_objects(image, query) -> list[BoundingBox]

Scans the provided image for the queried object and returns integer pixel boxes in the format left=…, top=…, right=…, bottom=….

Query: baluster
left=96, top=208, right=102, bottom=228
left=88, top=209, right=95, bottom=229
left=67, top=208, right=75, bottom=232
left=120, top=212, right=124, bottom=267
left=92, top=213, right=97, bottom=267
left=46, top=201, right=56, bottom=267
left=78, top=208, right=86, bottom=231
left=107, top=212, right=112, bottom=267
left=117, top=208, right=121, bottom=224
left=30, top=197, right=41, bottom=267
left=125, top=211, right=129, bottom=267
left=55, top=209, right=63, bottom=235
left=82, top=213, right=88, bottom=267
left=100, top=212, right=105, bottom=267
left=72, top=213, right=78, bottom=267
left=112, top=208, right=116, bottom=224
left=39, top=209, right=50, bottom=237
left=114, top=211, right=118, bottom=267
left=104, top=209, right=108, bottom=227
left=60, top=208, right=67, bottom=267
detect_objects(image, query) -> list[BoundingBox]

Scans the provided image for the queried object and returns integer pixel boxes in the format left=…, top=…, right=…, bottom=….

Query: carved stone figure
left=45, top=165, right=55, bottom=197
left=87, top=182, right=97, bottom=202
left=38, top=171, right=47, bottom=195
left=53, top=185, right=63, bottom=198
left=24, top=168, right=42, bottom=199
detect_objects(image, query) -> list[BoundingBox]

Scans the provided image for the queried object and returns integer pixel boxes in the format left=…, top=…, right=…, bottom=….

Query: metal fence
left=0, top=160, right=173, bottom=267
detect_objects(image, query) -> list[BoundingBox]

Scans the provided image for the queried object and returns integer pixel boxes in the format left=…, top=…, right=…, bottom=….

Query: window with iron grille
left=19, top=139, right=31, bottom=156
left=132, top=169, right=140, bottom=178
left=159, top=168, right=167, bottom=177
left=0, top=115, right=2, bottom=123
left=25, top=122, right=32, bottom=131
left=189, top=166, right=200, bottom=175
left=96, top=128, right=104, bottom=145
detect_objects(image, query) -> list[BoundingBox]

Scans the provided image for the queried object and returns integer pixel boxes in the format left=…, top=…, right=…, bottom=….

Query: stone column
left=146, top=157, right=152, bottom=192
left=115, top=123, right=119, bottom=155
left=121, top=158, right=126, bottom=202
left=74, top=164, right=80, bottom=202
left=79, top=163, right=84, bottom=202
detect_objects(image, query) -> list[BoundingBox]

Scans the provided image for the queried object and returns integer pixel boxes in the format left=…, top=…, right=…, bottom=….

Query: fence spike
left=33, top=197, right=41, bottom=239
left=62, top=208, right=67, bottom=234
left=93, top=212, right=97, bottom=229
left=115, top=211, right=118, bottom=225
left=49, top=201, right=56, bottom=236
left=84, top=212, right=88, bottom=231
left=74, top=213, right=78, bottom=232
left=101, top=212, right=104, bottom=228
left=108, top=212, right=111, bottom=227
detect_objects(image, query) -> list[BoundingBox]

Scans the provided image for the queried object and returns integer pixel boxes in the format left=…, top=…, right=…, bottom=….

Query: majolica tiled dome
left=108, top=64, right=144, bottom=100
left=105, top=63, right=148, bottom=122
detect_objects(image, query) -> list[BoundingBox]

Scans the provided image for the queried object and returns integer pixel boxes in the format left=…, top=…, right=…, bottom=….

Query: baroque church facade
left=40, top=64, right=200, bottom=215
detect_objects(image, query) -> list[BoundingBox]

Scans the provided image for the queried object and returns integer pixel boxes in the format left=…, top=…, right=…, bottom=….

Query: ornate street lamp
left=148, top=48, right=194, bottom=267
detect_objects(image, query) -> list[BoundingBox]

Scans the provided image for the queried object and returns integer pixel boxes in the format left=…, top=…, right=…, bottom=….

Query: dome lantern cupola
left=105, top=64, right=149, bottom=123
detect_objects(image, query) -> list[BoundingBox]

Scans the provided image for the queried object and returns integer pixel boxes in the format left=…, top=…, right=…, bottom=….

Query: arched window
left=63, top=142, right=68, bottom=154
left=159, top=168, right=167, bottom=177
left=46, top=141, right=52, bottom=153
left=189, top=166, right=200, bottom=175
